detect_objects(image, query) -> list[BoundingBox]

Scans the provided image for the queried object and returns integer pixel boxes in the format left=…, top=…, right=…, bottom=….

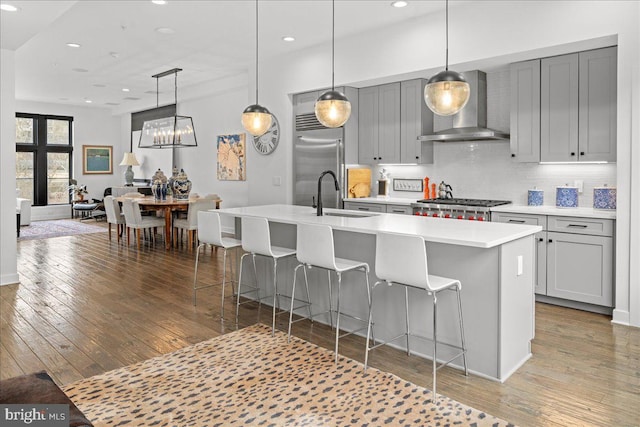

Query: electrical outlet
left=574, top=180, right=584, bottom=194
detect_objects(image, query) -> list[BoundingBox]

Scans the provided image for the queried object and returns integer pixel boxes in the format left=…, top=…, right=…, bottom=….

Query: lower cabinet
left=493, top=212, right=614, bottom=309
left=343, top=201, right=412, bottom=214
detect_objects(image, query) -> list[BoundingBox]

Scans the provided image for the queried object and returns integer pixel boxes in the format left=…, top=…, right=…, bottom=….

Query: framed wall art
left=82, top=145, right=113, bottom=174
left=217, top=133, right=246, bottom=181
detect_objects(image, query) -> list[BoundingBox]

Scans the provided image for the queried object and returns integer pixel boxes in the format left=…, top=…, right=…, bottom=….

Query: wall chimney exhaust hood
left=418, top=70, right=510, bottom=142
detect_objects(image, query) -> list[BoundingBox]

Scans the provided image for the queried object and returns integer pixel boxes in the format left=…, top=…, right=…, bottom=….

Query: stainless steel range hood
left=418, top=70, right=510, bottom=142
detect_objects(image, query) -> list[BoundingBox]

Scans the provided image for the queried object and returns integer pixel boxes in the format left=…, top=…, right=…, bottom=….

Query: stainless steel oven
left=410, top=198, right=511, bottom=221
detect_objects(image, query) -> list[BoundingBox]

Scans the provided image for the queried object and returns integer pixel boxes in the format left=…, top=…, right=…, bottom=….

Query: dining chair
left=365, top=231, right=468, bottom=404
left=103, top=195, right=125, bottom=242
left=121, top=199, right=165, bottom=249
left=173, top=199, right=218, bottom=249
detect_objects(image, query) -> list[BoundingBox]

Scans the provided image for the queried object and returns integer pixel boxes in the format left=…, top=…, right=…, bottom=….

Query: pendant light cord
left=156, top=77, right=159, bottom=107
left=174, top=70, right=178, bottom=105
left=445, top=0, right=449, bottom=71
left=255, top=0, right=259, bottom=104
left=331, top=0, right=335, bottom=90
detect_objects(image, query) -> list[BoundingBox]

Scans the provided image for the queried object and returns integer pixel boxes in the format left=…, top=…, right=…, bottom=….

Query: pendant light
left=241, top=0, right=272, bottom=137
left=424, top=0, right=470, bottom=116
left=138, top=68, right=198, bottom=148
left=314, top=0, right=351, bottom=128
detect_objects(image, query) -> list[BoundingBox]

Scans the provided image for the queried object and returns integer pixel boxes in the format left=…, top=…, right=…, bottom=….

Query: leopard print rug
left=62, top=324, right=514, bottom=426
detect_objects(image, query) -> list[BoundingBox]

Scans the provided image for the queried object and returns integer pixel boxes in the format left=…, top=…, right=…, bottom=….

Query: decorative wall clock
left=252, top=114, right=279, bottom=155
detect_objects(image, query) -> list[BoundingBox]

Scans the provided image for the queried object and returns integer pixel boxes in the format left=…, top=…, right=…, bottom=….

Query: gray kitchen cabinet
left=386, top=204, right=412, bottom=215
left=540, top=53, right=579, bottom=162
left=343, top=201, right=385, bottom=213
left=358, top=83, right=400, bottom=164
left=510, top=59, right=541, bottom=162
left=493, top=212, right=614, bottom=310
left=400, top=79, right=434, bottom=164
left=579, top=47, right=617, bottom=163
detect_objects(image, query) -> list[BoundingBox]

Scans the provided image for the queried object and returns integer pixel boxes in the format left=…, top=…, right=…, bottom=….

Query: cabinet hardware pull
left=358, top=207, right=369, bottom=211
left=580, top=152, right=585, bottom=156
left=392, top=209, right=404, bottom=213
left=539, top=238, right=544, bottom=242
left=567, top=224, right=588, bottom=228
left=511, top=153, right=516, bottom=157
left=508, top=219, right=526, bottom=223
left=548, top=239, right=553, bottom=243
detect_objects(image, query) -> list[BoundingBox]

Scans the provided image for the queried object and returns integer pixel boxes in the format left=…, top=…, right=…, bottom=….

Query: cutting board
left=347, top=168, right=371, bottom=198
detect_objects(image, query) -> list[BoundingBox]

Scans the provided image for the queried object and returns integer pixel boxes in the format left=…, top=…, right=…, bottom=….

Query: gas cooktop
left=415, top=198, right=512, bottom=208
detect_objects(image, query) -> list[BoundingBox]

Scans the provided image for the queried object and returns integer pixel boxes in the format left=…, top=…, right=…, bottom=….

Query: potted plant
left=68, top=180, right=88, bottom=201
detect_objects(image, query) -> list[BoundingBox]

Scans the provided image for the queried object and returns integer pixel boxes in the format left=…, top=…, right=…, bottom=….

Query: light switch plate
left=393, top=178, right=423, bottom=192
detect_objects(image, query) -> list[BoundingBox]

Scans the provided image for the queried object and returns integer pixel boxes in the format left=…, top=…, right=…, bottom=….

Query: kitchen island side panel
left=256, top=222, right=534, bottom=381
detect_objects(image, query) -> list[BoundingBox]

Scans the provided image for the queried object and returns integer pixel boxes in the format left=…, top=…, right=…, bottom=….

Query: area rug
left=18, top=219, right=106, bottom=241
left=62, top=324, right=514, bottom=427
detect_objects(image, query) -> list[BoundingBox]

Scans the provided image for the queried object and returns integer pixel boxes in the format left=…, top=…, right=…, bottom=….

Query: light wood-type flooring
left=2, top=223, right=639, bottom=426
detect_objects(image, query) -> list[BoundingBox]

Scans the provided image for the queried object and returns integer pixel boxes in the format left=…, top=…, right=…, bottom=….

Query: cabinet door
left=510, top=59, right=541, bottom=162
left=294, top=90, right=320, bottom=115
left=546, top=232, right=613, bottom=306
left=377, top=83, right=401, bottom=164
left=358, top=86, right=379, bottom=164
left=535, top=231, right=547, bottom=295
left=400, top=79, right=433, bottom=164
left=579, top=47, right=617, bottom=163
left=386, top=204, right=412, bottom=215
left=541, top=53, right=579, bottom=162
left=343, top=202, right=385, bottom=213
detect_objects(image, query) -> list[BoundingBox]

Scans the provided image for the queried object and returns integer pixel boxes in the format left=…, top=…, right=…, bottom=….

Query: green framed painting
left=83, top=145, right=113, bottom=174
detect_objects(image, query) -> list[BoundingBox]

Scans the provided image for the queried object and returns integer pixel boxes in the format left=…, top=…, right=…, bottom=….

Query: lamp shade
left=119, top=152, right=140, bottom=166
left=138, top=115, right=197, bottom=148
left=424, top=70, right=470, bottom=116
left=241, top=104, right=272, bottom=136
left=314, top=90, right=351, bottom=128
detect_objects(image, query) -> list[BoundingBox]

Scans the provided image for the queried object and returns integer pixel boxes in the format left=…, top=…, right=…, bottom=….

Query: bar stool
left=235, top=216, right=296, bottom=336
left=365, top=231, right=468, bottom=404
left=193, top=211, right=242, bottom=319
left=287, top=223, right=372, bottom=363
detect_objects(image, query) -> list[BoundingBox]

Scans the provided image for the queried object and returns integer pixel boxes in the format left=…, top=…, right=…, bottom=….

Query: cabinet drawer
left=492, top=212, right=547, bottom=229
left=386, top=204, right=412, bottom=215
left=343, top=202, right=385, bottom=213
left=547, top=216, right=614, bottom=237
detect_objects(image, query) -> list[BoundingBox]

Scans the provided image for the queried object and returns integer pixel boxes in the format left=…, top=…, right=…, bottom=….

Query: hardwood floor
left=2, top=225, right=639, bottom=426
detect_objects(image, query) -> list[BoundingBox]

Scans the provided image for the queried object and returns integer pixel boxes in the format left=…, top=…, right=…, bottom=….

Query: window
left=15, top=113, right=73, bottom=206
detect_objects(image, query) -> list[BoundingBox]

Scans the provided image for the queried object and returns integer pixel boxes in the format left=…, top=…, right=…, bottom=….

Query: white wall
left=1, top=49, right=19, bottom=286
left=251, top=1, right=639, bottom=326
left=15, top=100, right=122, bottom=220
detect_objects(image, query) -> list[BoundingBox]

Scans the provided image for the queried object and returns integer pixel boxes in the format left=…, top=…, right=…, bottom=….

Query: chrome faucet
left=315, top=170, right=340, bottom=216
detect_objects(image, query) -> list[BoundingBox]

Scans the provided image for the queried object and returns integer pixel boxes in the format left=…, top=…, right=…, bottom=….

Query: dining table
left=118, top=196, right=222, bottom=249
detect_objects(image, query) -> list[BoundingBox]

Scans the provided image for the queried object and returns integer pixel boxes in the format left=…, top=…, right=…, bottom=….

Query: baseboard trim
left=0, top=273, right=19, bottom=286
left=612, top=309, right=630, bottom=326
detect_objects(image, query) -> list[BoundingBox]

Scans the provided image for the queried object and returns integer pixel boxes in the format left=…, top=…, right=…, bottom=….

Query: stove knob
left=414, top=212, right=421, bottom=216
left=457, top=215, right=464, bottom=220
left=432, top=213, right=439, bottom=218
left=444, top=214, right=451, bottom=219
left=468, top=216, right=476, bottom=221
left=422, top=212, right=429, bottom=217
left=477, top=217, right=485, bottom=221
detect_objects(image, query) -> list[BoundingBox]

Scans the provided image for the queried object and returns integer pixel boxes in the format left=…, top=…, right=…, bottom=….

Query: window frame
left=15, top=113, right=74, bottom=206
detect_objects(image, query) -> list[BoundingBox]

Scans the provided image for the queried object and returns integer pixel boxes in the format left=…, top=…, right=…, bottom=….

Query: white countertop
left=217, top=204, right=541, bottom=249
left=343, top=197, right=415, bottom=205
left=490, top=205, right=617, bottom=219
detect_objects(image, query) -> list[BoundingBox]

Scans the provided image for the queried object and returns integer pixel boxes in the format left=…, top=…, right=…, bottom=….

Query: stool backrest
left=186, top=199, right=218, bottom=226
left=121, top=199, right=142, bottom=226
left=104, top=196, right=124, bottom=225
left=297, top=223, right=336, bottom=270
left=376, top=232, right=430, bottom=290
left=197, top=211, right=223, bottom=247
left=241, top=216, right=273, bottom=256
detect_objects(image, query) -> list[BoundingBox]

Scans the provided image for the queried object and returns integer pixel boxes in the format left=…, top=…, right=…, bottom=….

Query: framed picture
left=83, top=145, right=113, bottom=174
left=217, top=133, right=246, bottom=181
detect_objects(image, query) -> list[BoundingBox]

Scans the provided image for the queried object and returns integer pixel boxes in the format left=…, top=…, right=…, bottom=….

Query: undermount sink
left=324, top=212, right=375, bottom=218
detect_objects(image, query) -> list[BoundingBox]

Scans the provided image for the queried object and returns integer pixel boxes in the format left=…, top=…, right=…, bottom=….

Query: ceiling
left=2, top=0, right=448, bottom=113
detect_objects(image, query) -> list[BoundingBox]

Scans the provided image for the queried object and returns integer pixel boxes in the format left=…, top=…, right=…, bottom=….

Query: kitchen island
left=218, top=204, right=541, bottom=382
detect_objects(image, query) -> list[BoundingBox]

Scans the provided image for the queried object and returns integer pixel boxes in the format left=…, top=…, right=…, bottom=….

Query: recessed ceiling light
left=66, top=42, right=81, bottom=48
left=155, top=27, right=175, bottom=34
left=122, top=88, right=130, bottom=92
left=282, top=36, right=295, bottom=42
left=72, top=68, right=89, bottom=73
left=151, top=0, right=167, bottom=4
left=109, top=51, right=120, bottom=58
left=85, top=100, right=93, bottom=104
left=391, top=1, right=408, bottom=7
left=0, top=3, right=19, bottom=12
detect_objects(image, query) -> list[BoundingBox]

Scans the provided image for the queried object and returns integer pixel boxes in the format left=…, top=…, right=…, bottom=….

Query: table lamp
left=119, top=152, right=140, bottom=186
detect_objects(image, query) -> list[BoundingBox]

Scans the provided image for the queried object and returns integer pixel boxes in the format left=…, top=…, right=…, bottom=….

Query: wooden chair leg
left=108, top=223, right=112, bottom=240
left=126, top=227, right=131, bottom=245
left=136, top=229, right=141, bottom=250
left=116, top=224, right=121, bottom=243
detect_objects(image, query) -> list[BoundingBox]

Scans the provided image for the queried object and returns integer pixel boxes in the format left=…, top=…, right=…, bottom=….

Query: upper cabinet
left=359, top=80, right=433, bottom=165
left=400, top=79, right=434, bottom=164
left=510, top=59, right=541, bottom=162
left=510, top=46, right=617, bottom=163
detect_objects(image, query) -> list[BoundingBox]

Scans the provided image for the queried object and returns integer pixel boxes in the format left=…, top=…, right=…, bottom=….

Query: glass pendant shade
left=315, top=90, right=351, bottom=128
left=424, top=70, right=470, bottom=116
left=241, top=104, right=272, bottom=136
left=138, top=115, right=197, bottom=148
